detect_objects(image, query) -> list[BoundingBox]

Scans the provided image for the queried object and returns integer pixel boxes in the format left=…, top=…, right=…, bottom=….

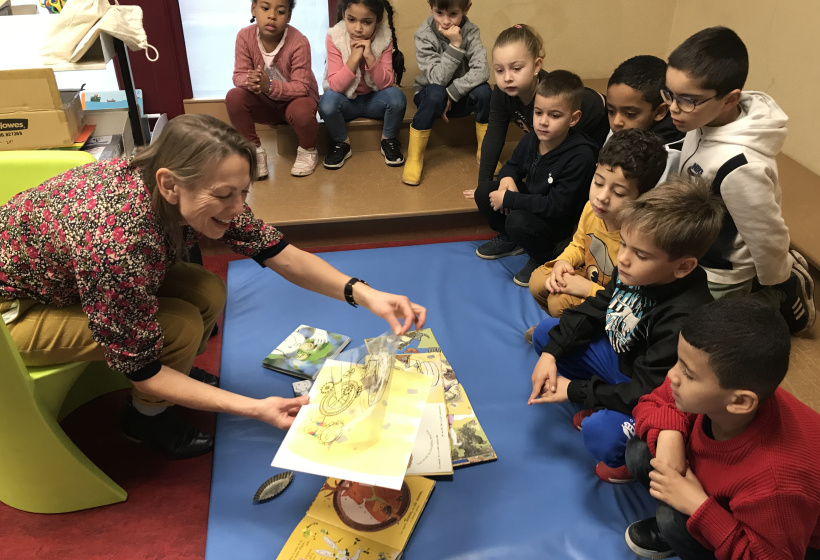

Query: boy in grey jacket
left=402, top=0, right=490, bottom=186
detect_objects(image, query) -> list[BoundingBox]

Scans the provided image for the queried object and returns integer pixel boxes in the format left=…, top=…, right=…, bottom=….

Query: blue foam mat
left=206, top=241, right=653, bottom=559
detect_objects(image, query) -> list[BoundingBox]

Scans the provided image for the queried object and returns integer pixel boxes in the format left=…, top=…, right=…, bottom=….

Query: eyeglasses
left=660, top=88, right=717, bottom=113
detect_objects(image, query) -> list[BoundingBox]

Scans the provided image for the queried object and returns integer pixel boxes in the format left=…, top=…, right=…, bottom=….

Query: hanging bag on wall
left=41, top=0, right=110, bottom=64
left=41, top=0, right=158, bottom=65
left=71, top=3, right=158, bottom=62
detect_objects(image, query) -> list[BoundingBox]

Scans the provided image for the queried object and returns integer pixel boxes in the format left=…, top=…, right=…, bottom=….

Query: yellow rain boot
left=402, top=127, right=431, bottom=186
left=475, top=121, right=488, bottom=164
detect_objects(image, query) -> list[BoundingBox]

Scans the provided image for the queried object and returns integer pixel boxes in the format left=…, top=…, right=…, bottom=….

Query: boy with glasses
left=664, top=26, right=815, bottom=334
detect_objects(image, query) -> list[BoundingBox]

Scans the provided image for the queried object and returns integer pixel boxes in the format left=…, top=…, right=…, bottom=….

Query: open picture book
left=365, top=329, right=497, bottom=467
left=271, top=356, right=432, bottom=489
left=276, top=476, right=435, bottom=560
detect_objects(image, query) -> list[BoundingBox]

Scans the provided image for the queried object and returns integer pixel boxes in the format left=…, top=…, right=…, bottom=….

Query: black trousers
left=625, top=437, right=820, bottom=560
left=474, top=179, right=569, bottom=263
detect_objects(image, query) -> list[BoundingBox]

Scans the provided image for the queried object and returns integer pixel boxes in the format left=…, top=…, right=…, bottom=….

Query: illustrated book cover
left=271, top=357, right=431, bottom=489
left=276, top=476, right=435, bottom=560
left=263, top=325, right=351, bottom=380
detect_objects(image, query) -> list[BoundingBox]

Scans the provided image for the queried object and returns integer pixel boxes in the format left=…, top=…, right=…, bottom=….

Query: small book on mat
left=262, top=325, right=351, bottom=380
left=276, top=476, right=435, bottom=560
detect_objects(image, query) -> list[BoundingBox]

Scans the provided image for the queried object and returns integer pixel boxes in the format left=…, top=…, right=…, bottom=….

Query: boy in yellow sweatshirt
left=528, top=129, right=667, bottom=327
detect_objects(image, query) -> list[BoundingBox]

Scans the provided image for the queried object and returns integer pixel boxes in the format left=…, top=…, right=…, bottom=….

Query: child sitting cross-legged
left=624, top=298, right=820, bottom=560
left=528, top=175, right=724, bottom=484
left=527, top=128, right=668, bottom=333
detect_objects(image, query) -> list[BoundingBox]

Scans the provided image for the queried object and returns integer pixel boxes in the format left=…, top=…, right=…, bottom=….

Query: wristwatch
left=344, top=277, right=368, bottom=307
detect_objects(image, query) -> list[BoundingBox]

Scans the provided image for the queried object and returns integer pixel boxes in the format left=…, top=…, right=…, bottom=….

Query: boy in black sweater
left=528, top=176, right=724, bottom=483
left=474, top=70, right=598, bottom=287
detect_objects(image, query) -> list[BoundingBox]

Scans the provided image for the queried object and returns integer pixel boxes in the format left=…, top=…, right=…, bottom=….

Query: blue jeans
left=411, top=83, right=491, bottom=130
left=318, top=87, right=407, bottom=143
left=532, top=317, right=635, bottom=467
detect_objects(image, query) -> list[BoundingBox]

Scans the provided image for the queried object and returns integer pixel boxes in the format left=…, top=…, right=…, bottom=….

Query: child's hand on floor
left=649, top=459, right=709, bottom=516
left=462, top=189, right=475, bottom=199
left=530, top=376, right=569, bottom=404
left=529, top=352, right=561, bottom=404
left=546, top=260, right=575, bottom=292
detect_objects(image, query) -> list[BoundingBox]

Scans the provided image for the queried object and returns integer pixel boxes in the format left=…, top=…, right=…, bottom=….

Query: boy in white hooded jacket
left=662, top=26, right=815, bottom=334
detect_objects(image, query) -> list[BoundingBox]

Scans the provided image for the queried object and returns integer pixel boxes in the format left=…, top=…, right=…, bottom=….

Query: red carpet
left=0, top=237, right=490, bottom=559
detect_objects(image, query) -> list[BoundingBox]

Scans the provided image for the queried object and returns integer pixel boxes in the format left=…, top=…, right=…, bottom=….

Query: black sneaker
left=476, top=235, right=525, bottom=260
left=323, top=142, right=352, bottom=169
left=380, top=138, right=405, bottom=167
left=513, top=258, right=539, bottom=287
left=625, top=517, right=674, bottom=558
left=121, top=399, right=214, bottom=459
left=189, top=366, right=219, bottom=388
left=778, top=259, right=816, bottom=334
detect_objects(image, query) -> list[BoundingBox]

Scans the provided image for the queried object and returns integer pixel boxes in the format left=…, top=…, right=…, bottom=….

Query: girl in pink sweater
left=319, top=0, right=406, bottom=170
left=226, top=0, right=320, bottom=179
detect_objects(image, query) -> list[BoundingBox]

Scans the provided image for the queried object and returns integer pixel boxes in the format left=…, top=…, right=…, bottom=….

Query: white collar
left=257, top=26, right=288, bottom=57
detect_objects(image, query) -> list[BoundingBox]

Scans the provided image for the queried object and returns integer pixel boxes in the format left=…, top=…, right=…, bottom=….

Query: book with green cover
left=263, top=325, right=351, bottom=380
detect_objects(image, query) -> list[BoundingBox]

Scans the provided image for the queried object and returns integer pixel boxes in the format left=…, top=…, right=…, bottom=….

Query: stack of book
left=265, top=327, right=496, bottom=559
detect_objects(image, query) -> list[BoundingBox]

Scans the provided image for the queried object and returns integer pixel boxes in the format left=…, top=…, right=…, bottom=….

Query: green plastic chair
left=0, top=150, right=130, bottom=513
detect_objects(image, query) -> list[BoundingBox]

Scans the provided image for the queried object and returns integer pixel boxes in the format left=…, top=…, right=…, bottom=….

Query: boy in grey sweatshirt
left=402, top=0, right=490, bottom=186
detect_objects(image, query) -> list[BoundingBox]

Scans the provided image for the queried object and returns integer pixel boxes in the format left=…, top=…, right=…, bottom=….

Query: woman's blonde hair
left=493, top=24, right=545, bottom=60
left=130, top=114, right=256, bottom=259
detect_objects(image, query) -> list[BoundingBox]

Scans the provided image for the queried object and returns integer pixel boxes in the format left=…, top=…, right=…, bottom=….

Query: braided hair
left=335, top=0, right=404, bottom=85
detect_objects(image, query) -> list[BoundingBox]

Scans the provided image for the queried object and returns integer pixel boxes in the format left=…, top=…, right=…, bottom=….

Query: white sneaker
left=255, top=147, right=268, bottom=180
left=291, top=146, right=318, bottom=177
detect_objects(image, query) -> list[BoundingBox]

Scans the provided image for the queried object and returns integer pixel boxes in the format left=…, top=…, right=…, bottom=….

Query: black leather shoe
left=189, top=366, right=219, bottom=387
left=625, top=517, right=674, bottom=558
left=122, top=400, right=214, bottom=459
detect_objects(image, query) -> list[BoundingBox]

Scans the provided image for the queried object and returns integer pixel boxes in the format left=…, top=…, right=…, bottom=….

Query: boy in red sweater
left=625, top=297, right=820, bottom=559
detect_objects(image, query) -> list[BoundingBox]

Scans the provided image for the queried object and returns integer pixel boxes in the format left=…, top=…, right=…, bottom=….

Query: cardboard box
left=0, top=68, right=84, bottom=151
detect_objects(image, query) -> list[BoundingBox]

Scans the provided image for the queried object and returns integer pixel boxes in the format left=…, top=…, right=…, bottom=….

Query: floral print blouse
left=0, top=158, right=287, bottom=380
